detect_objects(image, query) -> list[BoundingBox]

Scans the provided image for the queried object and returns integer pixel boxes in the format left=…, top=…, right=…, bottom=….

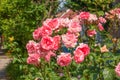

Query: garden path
left=0, top=52, right=11, bottom=80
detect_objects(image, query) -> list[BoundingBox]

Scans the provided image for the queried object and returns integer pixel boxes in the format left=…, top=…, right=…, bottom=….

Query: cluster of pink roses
left=79, top=12, right=106, bottom=37
left=26, top=11, right=106, bottom=67
left=57, top=43, right=90, bottom=66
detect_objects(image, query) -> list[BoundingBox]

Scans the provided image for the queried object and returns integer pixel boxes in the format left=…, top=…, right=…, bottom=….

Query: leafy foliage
left=0, top=0, right=59, bottom=79
left=66, top=0, right=115, bottom=15
left=0, top=0, right=59, bottom=50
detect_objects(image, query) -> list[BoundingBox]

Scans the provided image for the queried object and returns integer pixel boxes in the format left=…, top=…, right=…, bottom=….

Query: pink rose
left=45, top=51, right=56, bottom=62
left=79, top=12, right=90, bottom=20
left=53, top=35, right=61, bottom=50
left=98, top=17, right=106, bottom=23
left=98, top=23, right=104, bottom=31
left=35, top=43, right=42, bottom=55
left=57, top=53, right=72, bottom=67
left=88, top=14, right=98, bottom=22
left=115, top=8, right=120, bottom=13
left=76, top=43, right=90, bottom=56
left=68, top=21, right=82, bottom=33
left=72, top=15, right=80, bottom=23
left=59, top=18, right=70, bottom=27
left=44, top=18, right=59, bottom=30
left=33, top=28, right=41, bottom=40
left=33, top=25, right=53, bottom=40
left=40, top=36, right=54, bottom=50
left=115, top=62, right=120, bottom=76
left=74, top=49, right=84, bottom=63
left=62, top=32, right=78, bottom=48
left=41, top=25, right=52, bottom=37
left=27, top=53, right=40, bottom=66
left=26, top=40, right=37, bottom=55
left=26, top=40, right=41, bottom=56
left=87, top=29, right=97, bottom=37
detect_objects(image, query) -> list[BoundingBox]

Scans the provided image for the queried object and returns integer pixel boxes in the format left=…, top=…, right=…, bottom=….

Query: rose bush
left=26, top=8, right=120, bottom=80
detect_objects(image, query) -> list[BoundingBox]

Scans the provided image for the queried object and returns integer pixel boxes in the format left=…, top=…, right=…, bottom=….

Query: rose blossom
left=98, top=17, right=106, bottom=23
left=34, top=43, right=42, bottom=55
left=87, top=29, right=97, bottom=37
left=68, top=21, right=82, bottom=33
left=88, top=14, right=98, bottom=22
left=26, top=40, right=37, bottom=54
left=74, top=49, right=85, bottom=63
left=26, top=41, right=41, bottom=56
left=62, top=32, right=78, bottom=48
left=72, top=15, right=80, bottom=23
left=40, top=25, right=52, bottom=37
left=33, top=28, right=41, bottom=40
left=79, top=12, right=90, bottom=20
left=115, top=8, right=120, bottom=13
left=98, top=23, right=104, bottom=31
left=40, top=36, right=54, bottom=50
left=27, top=53, right=40, bottom=66
left=59, top=18, right=70, bottom=27
left=76, top=43, right=90, bottom=56
left=115, top=62, right=120, bottom=76
left=57, top=53, right=72, bottom=67
left=44, top=18, right=59, bottom=30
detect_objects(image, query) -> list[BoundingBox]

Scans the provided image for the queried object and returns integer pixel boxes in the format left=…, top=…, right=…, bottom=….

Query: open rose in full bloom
left=27, top=53, right=40, bottom=66
left=87, top=29, right=97, bottom=37
left=79, top=12, right=90, bottom=20
left=74, top=49, right=85, bottom=64
left=59, top=18, right=70, bottom=27
left=68, top=21, right=82, bottom=33
left=88, top=14, right=98, bottom=22
left=57, top=53, right=72, bottom=67
left=26, top=40, right=37, bottom=55
left=33, top=28, right=41, bottom=40
left=62, top=32, right=78, bottom=48
left=40, top=25, right=53, bottom=37
left=44, top=18, right=59, bottom=30
left=115, top=62, right=120, bottom=76
left=40, top=36, right=54, bottom=50
left=76, top=43, right=90, bottom=56
left=40, top=35, right=60, bottom=51
left=33, top=25, right=53, bottom=40
left=98, top=17, right=106, bottom=23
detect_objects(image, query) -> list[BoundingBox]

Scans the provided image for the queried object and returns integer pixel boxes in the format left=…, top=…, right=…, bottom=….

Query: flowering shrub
left=26, top=8, right=120, bottom=80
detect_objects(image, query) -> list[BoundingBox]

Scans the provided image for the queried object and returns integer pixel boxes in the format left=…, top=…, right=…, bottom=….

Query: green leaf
left=103, top=68, right=115, bottom=80
left=71, top=77, right=78, bottom=80
left=80, top=76, right=87, bottom=80
left=96, top=11, right=104, bottom=16
left=90, top=73, right=98, bottom=80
